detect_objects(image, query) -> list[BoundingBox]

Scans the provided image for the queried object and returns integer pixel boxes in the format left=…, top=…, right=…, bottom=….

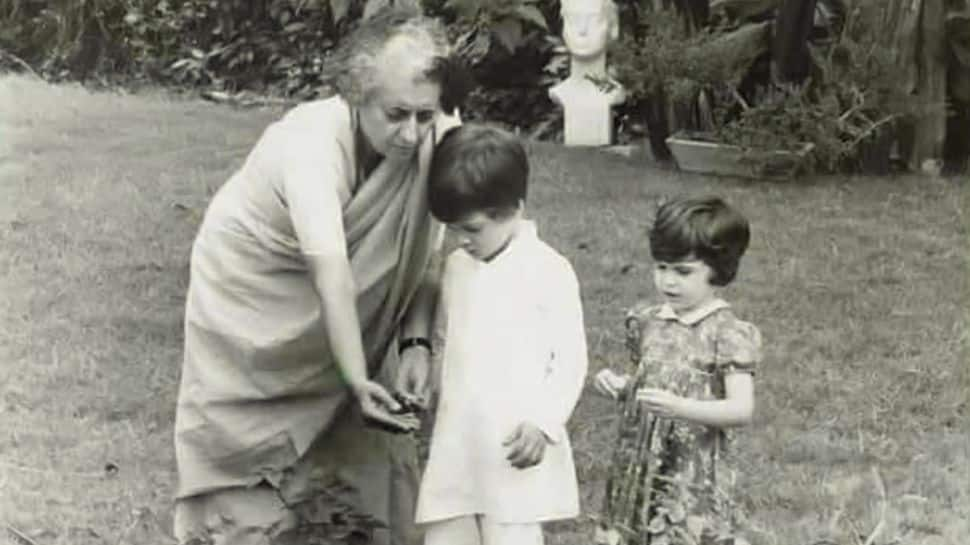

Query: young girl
left=593, top=196, right=762, bottom=545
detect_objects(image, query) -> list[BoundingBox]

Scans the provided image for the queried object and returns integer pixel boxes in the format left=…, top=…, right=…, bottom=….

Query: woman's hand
left=594, top=369, right=630, bottom=399
left=394, top=345, right=431, bottom=410
left=635, top=387, right=687, bottom=419
left=353, top=380, right=420, bottom=433
left=502, top=422, right=548, bottom=469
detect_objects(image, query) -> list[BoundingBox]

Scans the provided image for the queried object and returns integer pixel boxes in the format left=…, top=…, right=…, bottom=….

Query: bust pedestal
left=550, top=75, right=625, bottom=147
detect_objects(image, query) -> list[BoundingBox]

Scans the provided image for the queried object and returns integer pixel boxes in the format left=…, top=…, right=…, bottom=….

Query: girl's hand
left=502, top=422, right=548, bottom=469
left=354, top=380, right=420, bottom=434
left=636, top=387, right=686, bottom=419
left=594, top=369, right=629, bottom=399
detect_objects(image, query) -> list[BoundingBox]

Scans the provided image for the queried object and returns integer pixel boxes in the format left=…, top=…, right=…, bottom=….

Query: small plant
left=444, top=0, right=550, bottom=56
left=611, top=8, right=754, bottom=109
left=439, top=0, right=561, bottom=132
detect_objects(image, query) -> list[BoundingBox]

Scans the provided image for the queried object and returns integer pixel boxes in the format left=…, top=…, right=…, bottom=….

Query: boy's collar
left=479, top=219, right=535, bottom=264
left=656, top=298, right=730, bottom=325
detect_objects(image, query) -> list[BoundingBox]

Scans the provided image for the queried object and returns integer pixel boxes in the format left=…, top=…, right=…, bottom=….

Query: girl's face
left=653, top=256, right=717, bottom=315
left=446, top=208, right=521, bottom=262
left=358, top=38, right=441, bottom=162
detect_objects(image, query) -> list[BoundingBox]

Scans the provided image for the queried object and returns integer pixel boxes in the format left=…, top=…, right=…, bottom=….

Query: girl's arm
left=637, top=372, right=754, bottom=428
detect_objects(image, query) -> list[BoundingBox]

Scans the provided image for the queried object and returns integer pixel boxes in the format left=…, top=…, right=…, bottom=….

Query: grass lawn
left=1, top=73, right=967, bottom=545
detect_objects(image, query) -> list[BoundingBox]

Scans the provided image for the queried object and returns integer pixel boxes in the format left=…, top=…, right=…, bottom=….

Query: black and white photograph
left=1, top=1, right=967, bottom=544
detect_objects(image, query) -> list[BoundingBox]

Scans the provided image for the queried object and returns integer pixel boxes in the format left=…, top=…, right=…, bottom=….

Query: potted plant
left=610, top=1, right=926, bottom=179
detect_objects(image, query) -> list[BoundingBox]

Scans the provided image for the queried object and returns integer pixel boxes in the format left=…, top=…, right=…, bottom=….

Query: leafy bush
left=1, top=1, right=376, bottom=95
left=436, top=0, right=564, bottom=135
left=0, top=0, right=566, bottom=133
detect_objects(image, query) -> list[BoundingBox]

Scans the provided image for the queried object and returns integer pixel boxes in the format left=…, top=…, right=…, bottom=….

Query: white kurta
left=416, top=222, right=588, bottom=524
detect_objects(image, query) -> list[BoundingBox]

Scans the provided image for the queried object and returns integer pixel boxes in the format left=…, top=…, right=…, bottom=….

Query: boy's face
left=652, top=256, right=717, bottom=315
left=446, top=207, right=521, bottom=262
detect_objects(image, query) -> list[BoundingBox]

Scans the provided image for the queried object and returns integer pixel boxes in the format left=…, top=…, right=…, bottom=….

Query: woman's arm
left=637, top=372, right=754, bottom=428
left=306, top=251, right=418, bottom=429
left=305, top=252, right=370, bottom=389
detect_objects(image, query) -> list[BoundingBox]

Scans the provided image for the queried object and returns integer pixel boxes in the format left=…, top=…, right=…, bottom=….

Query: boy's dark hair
left=649, top=196, right=751, bottom=286
left=428, top=124, right=528, bottom=223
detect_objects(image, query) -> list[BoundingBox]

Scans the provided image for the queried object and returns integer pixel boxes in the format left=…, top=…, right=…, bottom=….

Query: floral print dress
left=598, top=299, right=762, bottom=545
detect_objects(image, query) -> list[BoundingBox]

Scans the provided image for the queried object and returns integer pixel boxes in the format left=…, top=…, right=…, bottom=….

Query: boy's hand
left=636, top=387, right=685, bottom=419
left=502, top=422, right=548, bottom=469
left=394, top=345, right=431, bottom=410
left=594, top=369, right=629, bottom=399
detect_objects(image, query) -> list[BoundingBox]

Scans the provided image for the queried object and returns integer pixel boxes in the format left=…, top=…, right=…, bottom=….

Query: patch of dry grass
left=1, top=73, right=967, bottom=545
left=0, top=74, right=281, bottom=544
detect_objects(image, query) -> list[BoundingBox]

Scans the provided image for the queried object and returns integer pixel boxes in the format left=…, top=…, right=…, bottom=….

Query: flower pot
left=665, top=134, right=815, bottom=180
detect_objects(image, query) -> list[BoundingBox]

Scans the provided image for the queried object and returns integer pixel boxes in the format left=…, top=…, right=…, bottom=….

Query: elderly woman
left=173, top=7, right=466, bottom=545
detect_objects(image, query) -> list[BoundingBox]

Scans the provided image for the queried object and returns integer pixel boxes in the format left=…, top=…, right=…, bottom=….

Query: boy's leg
left=423, top=516, right=481, bottom=545
left=479, top=517, right=543, bottom=545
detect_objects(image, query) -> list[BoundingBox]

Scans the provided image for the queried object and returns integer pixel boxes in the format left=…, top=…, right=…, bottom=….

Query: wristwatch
left=398, top=337, right=432, bottom=355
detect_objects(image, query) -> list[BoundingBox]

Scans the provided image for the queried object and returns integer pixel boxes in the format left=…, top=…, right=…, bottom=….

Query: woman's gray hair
left=329, top=5, right=454, bottom=107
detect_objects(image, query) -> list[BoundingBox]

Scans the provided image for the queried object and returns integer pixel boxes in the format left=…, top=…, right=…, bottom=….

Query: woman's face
left=357, top=38, right=442, bottom=162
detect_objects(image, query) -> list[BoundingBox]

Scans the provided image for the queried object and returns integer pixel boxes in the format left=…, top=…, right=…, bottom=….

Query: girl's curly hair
left=649, top=196, right=751, bottom=286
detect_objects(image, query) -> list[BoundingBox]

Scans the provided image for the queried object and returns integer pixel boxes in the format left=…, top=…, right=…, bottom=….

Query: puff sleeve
left=714, top=319, right=762, bottom=374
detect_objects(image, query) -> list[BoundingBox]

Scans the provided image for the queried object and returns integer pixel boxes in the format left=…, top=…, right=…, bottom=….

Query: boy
left=414, top=124, right=589, bottom=545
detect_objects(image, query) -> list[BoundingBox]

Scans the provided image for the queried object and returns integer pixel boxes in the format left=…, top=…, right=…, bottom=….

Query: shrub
left=0, top=0, right=567, bottom=132
left=608, top=1, right=934, bottom=174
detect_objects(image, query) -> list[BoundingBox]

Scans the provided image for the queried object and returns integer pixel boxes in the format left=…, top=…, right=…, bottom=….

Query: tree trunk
left=645, top=87, right=674, bottom=161
left=677, top=0, right=711, bottom=30
left=884, top=0, right=922, bottom=93
left=911, top=0, right=948, bottom=167
left=772, top=0, right=817, bottom=84
left=886, top=0, right=949, bottom=169
left=638, top=1, right=708, bottom=159
left=944, top=6, right=970, bottom=172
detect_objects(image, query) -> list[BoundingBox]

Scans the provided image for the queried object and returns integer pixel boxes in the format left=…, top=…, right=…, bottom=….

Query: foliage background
left=0, top=0, right=568, bottom=135
left=1, top=0, right=966, bottom=172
